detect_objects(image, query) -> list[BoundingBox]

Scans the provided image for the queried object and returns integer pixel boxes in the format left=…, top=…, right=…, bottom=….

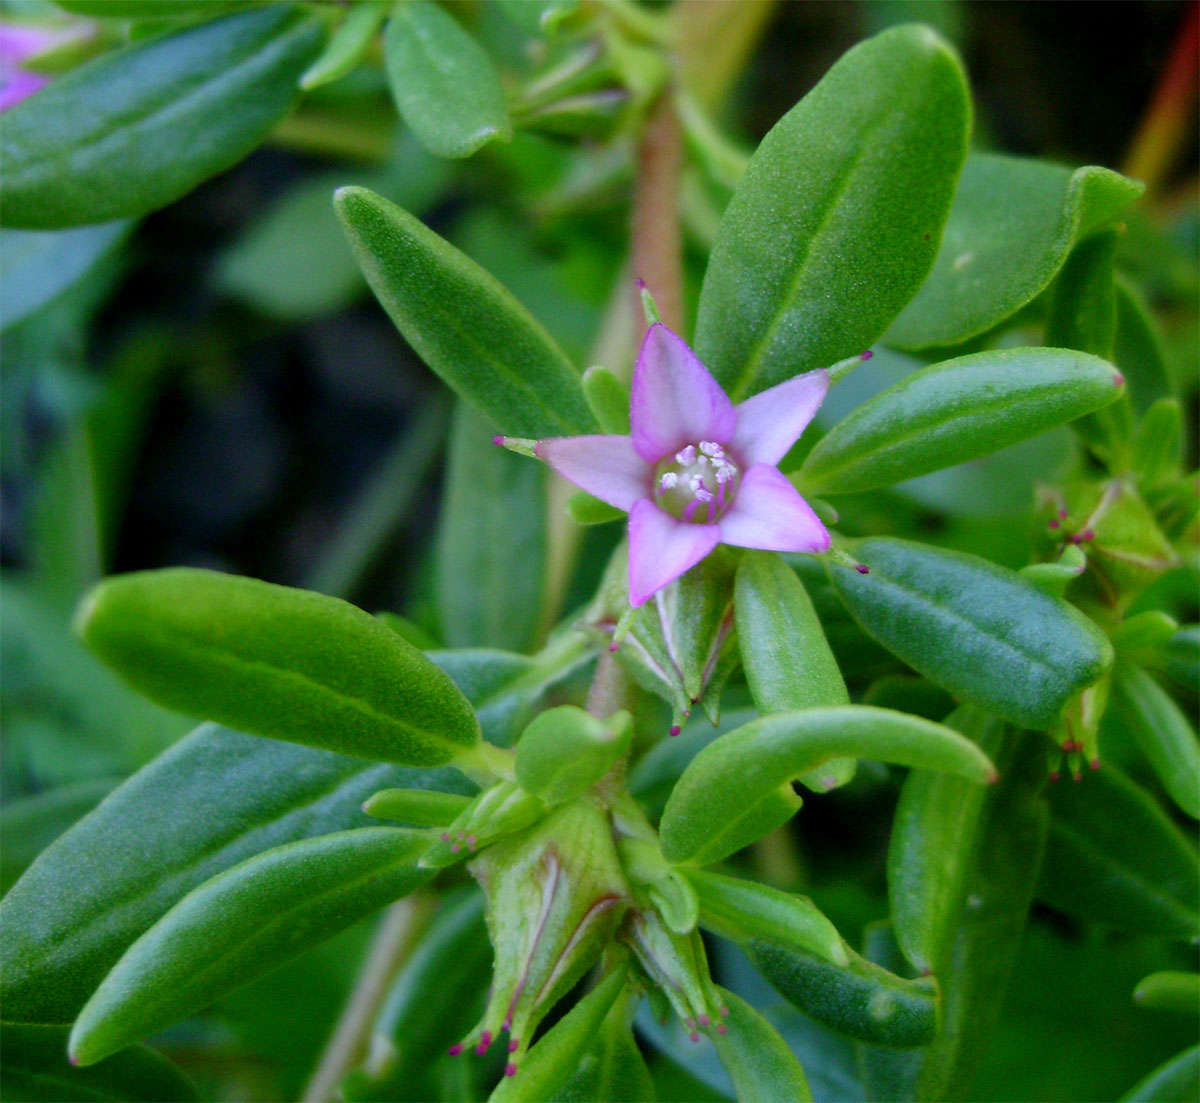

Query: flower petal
left=628, top=498, right=720, bottom=607
left=718, top=465, right=831, bottom=553
left=535, top=435, right=650, bottom=511
left=730, top=369, right=829, bottom=467
left=631, top=324, right=736, bottom=462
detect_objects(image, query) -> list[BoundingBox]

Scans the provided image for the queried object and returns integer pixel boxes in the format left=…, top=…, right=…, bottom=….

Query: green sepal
left=1120, top=1046, right=1200, bottom=1103
left=747, top=936, right=939, bottom=1048
left=335, top=186, right=595, bottom=438
left=419, top=780, right=544, bottom=869
left=1111, top=611, right=1182, bottom=661
left=487, top=966, right=629, bottom=1102
left=383, top=1, right=512, bottom=159
left=515, top=706, right=633, bottom=806
left=1133, top=398, right=1185, bottom=489
left=684, top=867, right=847, bottom=967
left=735, top=551, right=854, bottom=792
left=695, top=23, right=970, bottom=400
left=69, top=828, right=434, bottom=1066
left=659, top=706, right=995, bottom=865
left=362, top=788, right=473, bottom=826
left=711, top=987, right=813, bottom=1103
left=1, top=8, right=322, bottom=228
left=1018, top=545, right=1088, bottom=598
left=828, top=538, right=1113, bottom=731
left=581, top=364, right=632, bottom=434
left=74, top=568, right=481, bottom=766
left=799, top=347, right=1125, bottom=495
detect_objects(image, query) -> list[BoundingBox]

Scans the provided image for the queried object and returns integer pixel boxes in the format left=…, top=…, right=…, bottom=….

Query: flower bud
left=623, top=907, right=728, bottom=1041
left=453, top=800, right=631, bottom=1076
left=585, top=543, right=738, bottom=731
left=420, top=780, right=544, bottom=869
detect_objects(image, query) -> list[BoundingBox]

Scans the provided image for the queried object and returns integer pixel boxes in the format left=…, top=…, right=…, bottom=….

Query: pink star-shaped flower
left=535, top=323, right=833, bottom=606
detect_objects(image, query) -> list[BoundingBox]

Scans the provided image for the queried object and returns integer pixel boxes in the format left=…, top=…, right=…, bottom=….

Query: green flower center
left=652, top=441, right=741, bottom=524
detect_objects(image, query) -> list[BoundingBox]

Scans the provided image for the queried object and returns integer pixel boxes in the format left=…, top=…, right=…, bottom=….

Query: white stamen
left=675, top=445, right=696, bottom=465
left=714, top=465, right=734, bottom=484
left=699, top=441, right=723, bottom=458
left=688, top=474, right=705, bottom=493
left=694, top=487, right=714, bottom=503
left=659, top=472, right=679, bottom=490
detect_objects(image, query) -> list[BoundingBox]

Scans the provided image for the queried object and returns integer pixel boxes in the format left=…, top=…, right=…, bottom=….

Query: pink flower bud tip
left=860, top=350, right=873, bottom=361
left=492, top=435, right=504, bottom=446
left=506, top=1063, right=518, bottom=1078
left=68, top=1053, right=79, bottom=1066
left=669, top=724, right=682, bottom=737
left=448, top=1044, right=463, bottom=1056
left=1081, top=529, right=1095, bottom=541
left=440, top=832, right=451, bottom=842
left=466, top=834, right=477, bottom=848
left=855, top=564, right=870, bottom=574
left=607, top=641, right=620, bottom=652
left=986, top=770, right=1000, bottom=785
left=698, top=1015, right=710, bottom=1027
left=476, top=1032, right=492, bottom=1056
left=1048, top=772, right=1060, bottom=782
left=717, top=1023, right=728, bottom=1035
left=508, top=1039, right=519, bottom=1053
left=635, top=277, right=647, bottom=290
left=1058, top=508, right=1069, bottom=518
left=1062, top=738, right=1077, bottom=752
left=1090, top=758, right=1101, bottom=770
left=719, top=1006, right=729, bottom=1017
left=1113, top=373, right=1124, bottom=387
left=689, top=1033, right=701, bottom=1043
left=451, top=843, right=461, bottom=853
left=1048, top=519, right=1060, bottom=529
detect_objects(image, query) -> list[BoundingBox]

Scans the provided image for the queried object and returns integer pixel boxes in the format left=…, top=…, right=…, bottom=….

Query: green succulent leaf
left=0, top=8, right=322, bottom=228
left=0, top=222, right=131, bottom=331
left=384, top=1, right=512, bottom=159
left=1114, top=275, right=1174, bottom=413
left=1, top=1021, right=196, bottom=1103
left=75, top=568, right=480, bottom=765
left=747, top=938, right=938, bottom=1049
left=710, top=987, right=813, bottom=1102
left=684, top=868, right=846, bottom=967
left=885, top=152, right=1144, bottom=349
left=1134, top=972, right=1200, bottom=1016
left=362, top=788, right=472, bottom=826
left=799, top=347, right=1125, bottom=495
left=335, top=186, right=595, bottom=438
left=515, top=707, right=632, bottom=806
left=659, top=706, right=995, bottom=865
left=437, top=403, right=548, bottom=653
left=69, top=829, right=433, bottom=1067
left=694, top=23, right=969, bottom=400
left=828, top=538, right=1113, bottom=730
left=1107, top=663, right=1200, bottom=819
left=487, top=967, right=629, bottom=1102
left=735, top=551, right=854, bottom=793
left=886, top=707, right=1005, bottom=975
left=300, top=1, right=387, bottom=90
left=0, top=723, right=468, bottom=1024
left=1120, top=1046, right=1200, bottom=1103
left=554, top=988, right=655, bottom=1102
left=1037, top=764, right=1200, bottom=939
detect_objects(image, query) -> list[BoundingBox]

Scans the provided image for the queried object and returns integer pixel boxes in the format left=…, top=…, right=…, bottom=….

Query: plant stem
left=301, top=895, right=432, bottom=1103
left=631, top=92, right=684, bottom=332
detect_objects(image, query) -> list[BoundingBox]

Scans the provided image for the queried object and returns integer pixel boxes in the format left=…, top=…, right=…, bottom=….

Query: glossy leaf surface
left=76, top=568, right=480, bottom=765
left=800, top=348, right=1124, bottom=495
left=335, top=187, right=595, bottom=438
left=0, top=723, right=467, bottom=1024
left=886, top=152, right=1143, bottom=349
left=70, top=828, right=432, bottom=1065
left=829, top=539, right=1112, bottom=730
left=695, top=24, right=969, bottom=399
left=1, top=8, right=322, bottom=228
left=1121, top=1047, right=1200, bottom=1103
left=659, top=706, right=994, bottom=864
left=384, top=2, right=511, bottom=159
